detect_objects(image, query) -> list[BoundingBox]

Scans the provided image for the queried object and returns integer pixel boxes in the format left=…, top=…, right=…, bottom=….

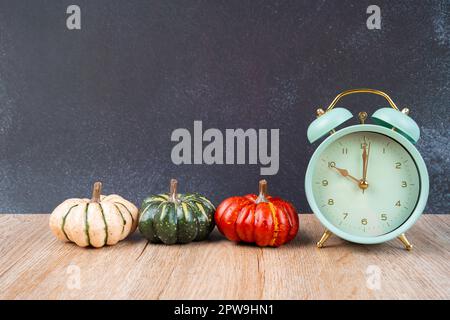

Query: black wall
left=0, top=0, right=448, bottom=213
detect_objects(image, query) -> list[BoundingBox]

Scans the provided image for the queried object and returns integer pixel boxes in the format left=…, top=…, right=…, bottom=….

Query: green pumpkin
left=138, top=179, right=215, bottom=244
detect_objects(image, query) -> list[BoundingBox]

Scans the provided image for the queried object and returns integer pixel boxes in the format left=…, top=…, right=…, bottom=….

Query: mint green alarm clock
left=305, top=89, right=429, bottom=250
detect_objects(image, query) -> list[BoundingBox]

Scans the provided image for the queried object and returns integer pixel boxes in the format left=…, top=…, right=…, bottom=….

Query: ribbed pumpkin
left=215, top=180, right=299, bottom=247
left=49, top=182, right=138, bottom=248
left=138, top=179, right=215, bottom=244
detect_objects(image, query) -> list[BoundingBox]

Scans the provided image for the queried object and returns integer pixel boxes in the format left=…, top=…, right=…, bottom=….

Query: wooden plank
left=0, top=214, right=448, bottom=300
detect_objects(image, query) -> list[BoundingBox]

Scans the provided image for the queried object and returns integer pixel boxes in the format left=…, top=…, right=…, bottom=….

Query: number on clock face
left=312, top=132, right=420, bottom=237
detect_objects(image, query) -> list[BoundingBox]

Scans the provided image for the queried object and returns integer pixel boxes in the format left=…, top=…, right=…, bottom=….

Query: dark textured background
left=0, top=0, right=448, bottom=213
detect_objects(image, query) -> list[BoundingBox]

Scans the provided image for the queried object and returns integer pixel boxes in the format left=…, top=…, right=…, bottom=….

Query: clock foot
left=398, top=233, right=413, bottom=251
left=317, top=230, right=333, bottom=248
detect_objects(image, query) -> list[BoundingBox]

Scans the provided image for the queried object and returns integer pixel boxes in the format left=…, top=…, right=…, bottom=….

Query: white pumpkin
left=49, top=182, right=138, bottom=248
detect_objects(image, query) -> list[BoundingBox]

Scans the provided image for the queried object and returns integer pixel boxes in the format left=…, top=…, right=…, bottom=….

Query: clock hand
left=362, top=142, right=371, bottom=181
left=362, top=143, right=367, bottom=181
left=333, top=166, right=361, bottom=185
left=361, top=142, right=371, bottom=192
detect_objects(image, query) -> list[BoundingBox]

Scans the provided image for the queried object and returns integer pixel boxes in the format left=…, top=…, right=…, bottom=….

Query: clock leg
left=398, top=233, right=413, bottom=251
left=317, top=230, right=333, bottom=248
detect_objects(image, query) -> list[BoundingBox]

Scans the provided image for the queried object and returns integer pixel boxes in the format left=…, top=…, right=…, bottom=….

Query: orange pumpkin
left=215, top=180, right=299, bottom=247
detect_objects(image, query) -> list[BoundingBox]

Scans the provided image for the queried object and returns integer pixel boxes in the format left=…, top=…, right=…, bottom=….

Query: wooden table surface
left=0, top=214, right=449, bottom=300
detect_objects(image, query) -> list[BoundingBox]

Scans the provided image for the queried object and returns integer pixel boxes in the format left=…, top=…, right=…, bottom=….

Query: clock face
left=311, top=131, right=421, bottom=237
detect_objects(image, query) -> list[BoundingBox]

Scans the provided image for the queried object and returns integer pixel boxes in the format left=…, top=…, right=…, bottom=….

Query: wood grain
left=0, top=214, right=448, bottom=300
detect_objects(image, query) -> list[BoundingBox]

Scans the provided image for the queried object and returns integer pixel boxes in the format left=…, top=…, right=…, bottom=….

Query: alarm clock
left=305, top=89, right=429, bottom=250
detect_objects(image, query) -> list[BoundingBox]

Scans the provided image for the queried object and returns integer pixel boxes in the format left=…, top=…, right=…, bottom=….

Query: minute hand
left=362, top=143, right=371, bottom=182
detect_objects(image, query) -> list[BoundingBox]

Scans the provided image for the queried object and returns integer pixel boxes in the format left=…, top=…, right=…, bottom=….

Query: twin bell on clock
left=305, top=89, right=429, bottom=250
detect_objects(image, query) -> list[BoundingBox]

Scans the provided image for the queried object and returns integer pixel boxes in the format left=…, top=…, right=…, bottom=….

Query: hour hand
left=332, top=166, right=361, bottom=185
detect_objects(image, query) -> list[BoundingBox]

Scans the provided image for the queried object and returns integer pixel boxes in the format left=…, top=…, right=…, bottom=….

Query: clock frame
left=305, top=124, right=429, bottom=247
left=305, top=88, right=429, bottom=250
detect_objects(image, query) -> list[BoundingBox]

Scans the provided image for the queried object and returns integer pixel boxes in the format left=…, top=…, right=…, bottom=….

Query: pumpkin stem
left=91, top=182, right=102, bottom=203
left=169, top=179, right=179, bottom=202
left=255, top=179, right=269, bottom=203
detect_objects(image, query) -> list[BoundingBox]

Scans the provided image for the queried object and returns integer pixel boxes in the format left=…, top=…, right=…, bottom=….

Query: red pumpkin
left=215, top=180, right=299, bottom=247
